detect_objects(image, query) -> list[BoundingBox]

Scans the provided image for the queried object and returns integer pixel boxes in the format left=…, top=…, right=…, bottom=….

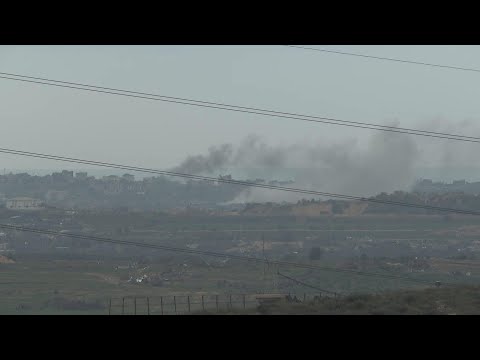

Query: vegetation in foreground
left=195, top=285, right=480, bottom=315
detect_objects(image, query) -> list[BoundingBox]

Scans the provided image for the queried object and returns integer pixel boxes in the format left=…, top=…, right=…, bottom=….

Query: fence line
left=107, top=292, right=340, bottom=315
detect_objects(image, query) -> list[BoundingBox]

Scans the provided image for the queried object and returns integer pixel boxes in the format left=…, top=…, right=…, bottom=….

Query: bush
left=46, top=297, right=105, bottom=311
left=309, top=247, right=323, bottom=261
left=404, top=294, right=416, bottom=304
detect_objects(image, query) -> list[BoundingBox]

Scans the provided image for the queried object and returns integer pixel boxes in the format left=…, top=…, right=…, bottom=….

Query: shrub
left=309, top=247, right=323, bottom=261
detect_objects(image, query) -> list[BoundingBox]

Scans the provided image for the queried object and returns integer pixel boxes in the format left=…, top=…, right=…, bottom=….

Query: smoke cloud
left=170, top=117, right=480, bottom=203
left=171, top=126, right=423, bottom=202
left=172, top=144, right=233, bottom=174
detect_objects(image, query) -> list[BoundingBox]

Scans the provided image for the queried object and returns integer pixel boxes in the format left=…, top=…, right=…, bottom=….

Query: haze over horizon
left=2, top=46, right=480, bottom=179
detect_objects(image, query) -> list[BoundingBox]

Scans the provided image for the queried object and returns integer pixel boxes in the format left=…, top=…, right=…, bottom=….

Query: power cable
left=277, top=271, right=340, bottom=294
left=284, top=45, right=480, bottom=73
left=0, top=146, right=479, bottom=215
left=1, top=72, right=480, bottom=143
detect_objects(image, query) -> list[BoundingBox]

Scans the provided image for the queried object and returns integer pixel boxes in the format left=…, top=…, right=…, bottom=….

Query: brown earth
left=0, top=255, right=15, bottom=264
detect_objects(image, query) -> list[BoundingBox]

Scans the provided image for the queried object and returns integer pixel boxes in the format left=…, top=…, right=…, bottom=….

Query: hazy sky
left=1, top=45, right=480, bottom=177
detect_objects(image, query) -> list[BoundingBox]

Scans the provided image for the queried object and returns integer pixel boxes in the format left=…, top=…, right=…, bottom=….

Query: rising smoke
left=171, top=129, right=421, bottom=203
left=172, top=143, right=233, bottom=175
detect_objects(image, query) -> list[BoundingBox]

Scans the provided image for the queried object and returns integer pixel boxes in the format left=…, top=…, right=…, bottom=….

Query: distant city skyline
left=2, top=166, right=480, bottom=184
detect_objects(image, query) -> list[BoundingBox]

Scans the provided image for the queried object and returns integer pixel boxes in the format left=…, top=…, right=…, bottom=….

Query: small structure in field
left=255, top=294, right=288, bottom=307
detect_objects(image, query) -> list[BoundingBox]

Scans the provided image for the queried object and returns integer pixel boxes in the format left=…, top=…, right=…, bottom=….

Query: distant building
left=122, top=174, right=135, bottom=182
left=143, top=177, right=155, bottom=185
left=75, top=172, right=88, bottom=180
left=419, top=179, right=433, bottom=185
left=6, top=197, right=43, bottom=210
left=103, top=175, right=120, bottom=182
left=102, top=175, right=122, bottom=194
left=52, top=170, right=74, bottom=183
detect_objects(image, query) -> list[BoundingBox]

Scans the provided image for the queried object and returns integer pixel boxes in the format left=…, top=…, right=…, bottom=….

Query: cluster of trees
left=366, top=191, right=480, bottom=214
left=293, top=191, right=480, bottom=215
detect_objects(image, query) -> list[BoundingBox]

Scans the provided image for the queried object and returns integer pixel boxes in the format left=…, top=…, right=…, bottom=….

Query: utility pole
left=262, top=234, right=266, bottom=285
left=272, top=265, right=279, bottom=293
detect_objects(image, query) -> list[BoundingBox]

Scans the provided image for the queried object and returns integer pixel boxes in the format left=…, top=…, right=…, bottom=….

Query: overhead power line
left=1, top=72, right=480, bottom=144
left=0, top=146, right=479, bottom=216
left=284, top=45, right=480, bottom=73
left=0, top=223, right=438, bottom=285
left=277, top=271, right=340, bottom=294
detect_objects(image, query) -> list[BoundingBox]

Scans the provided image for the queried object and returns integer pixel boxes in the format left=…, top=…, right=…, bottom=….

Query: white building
left=6, top=197, right=43, bottom=210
